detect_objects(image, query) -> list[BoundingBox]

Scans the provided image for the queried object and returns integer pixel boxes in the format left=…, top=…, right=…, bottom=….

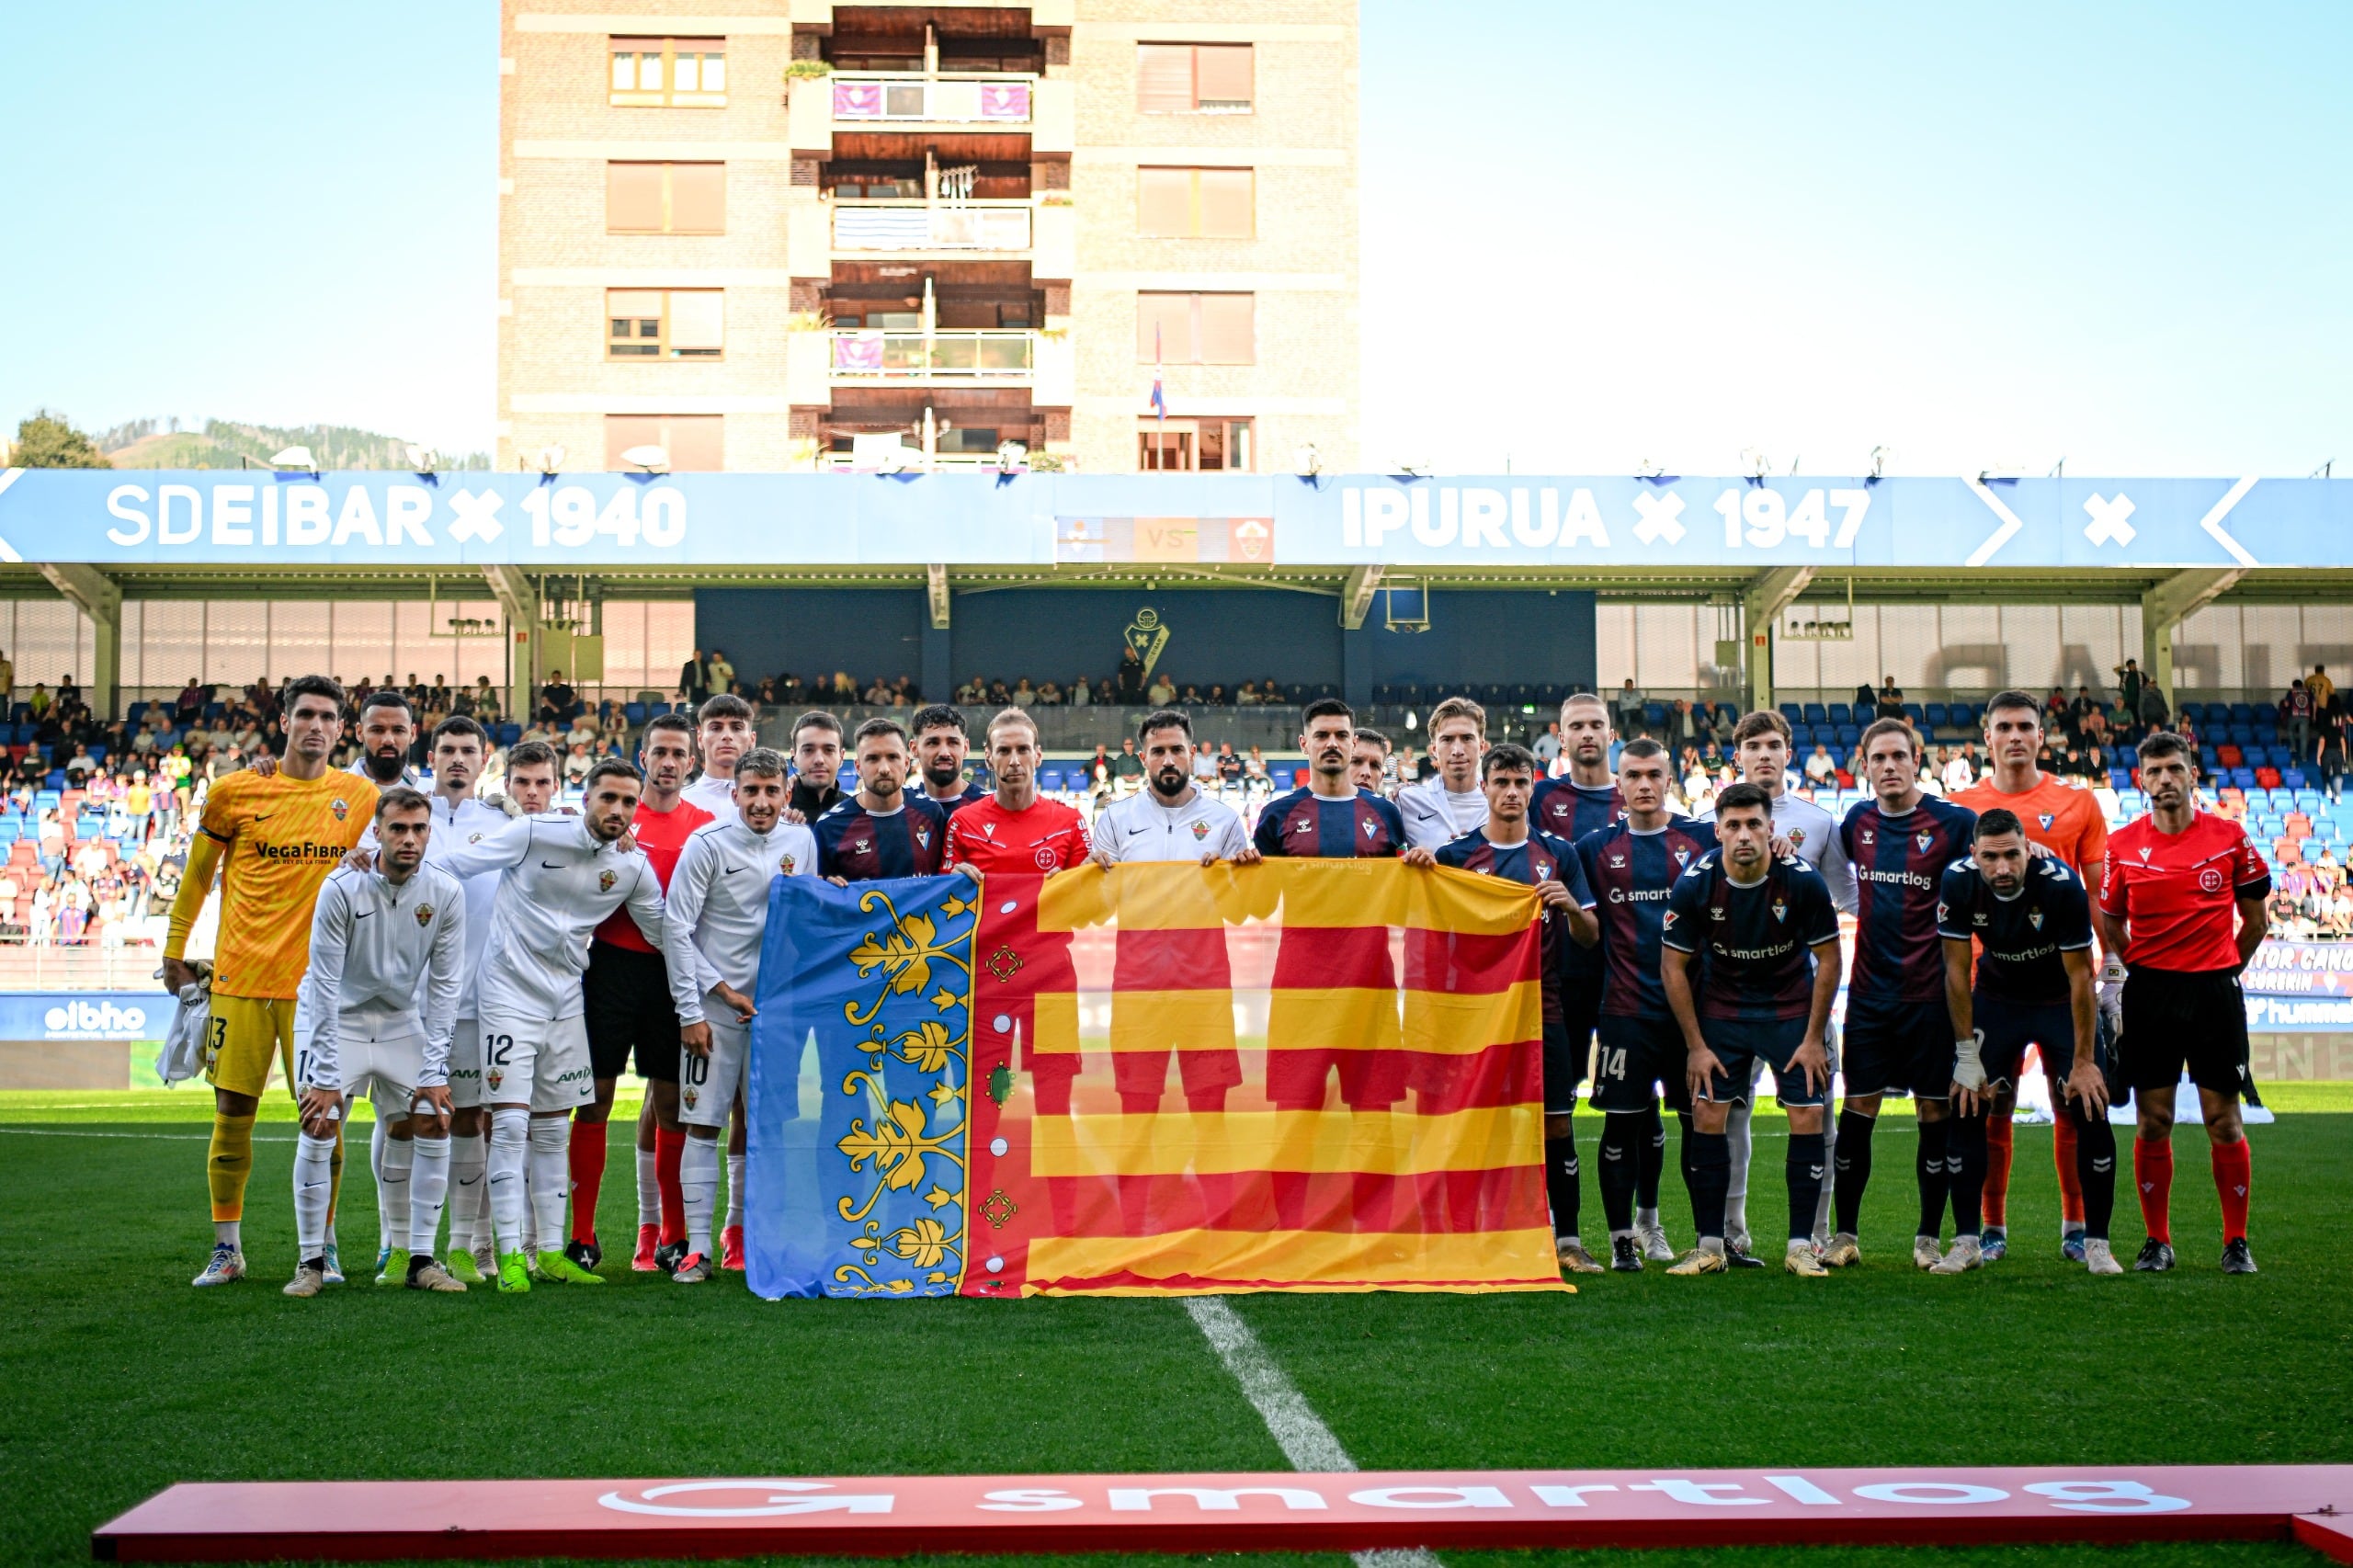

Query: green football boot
left=495, top=1250, right=532, bottom=1293
left=536, top=1248, right=605, bottom=1284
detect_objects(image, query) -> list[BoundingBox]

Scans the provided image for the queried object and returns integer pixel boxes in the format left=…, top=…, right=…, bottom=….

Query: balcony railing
left=830, top=329, right=1036, bottom=380
left=832, top=200, right=1031, bottom=252
left=831, top=74, right=1032, bottom=124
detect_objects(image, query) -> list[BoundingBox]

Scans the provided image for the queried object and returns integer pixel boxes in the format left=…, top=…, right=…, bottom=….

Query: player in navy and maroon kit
left=1830, top=718, right=1976, bottom=1271
left=1574, top=738, right=1716, bottom=1271
left=1413, top=743, right=1600, bottom=1271
left=912, top=703, right=990, bottom=816
left=1660, top=781, right=1842, bottom=1276
left=2097, top=731, right=2271, bottom=1274
left=578, top=712, right=712, bottom=1274
left=814, top=718, right=948, bottom=881
left=1253, top=699, right=1408, bottom=858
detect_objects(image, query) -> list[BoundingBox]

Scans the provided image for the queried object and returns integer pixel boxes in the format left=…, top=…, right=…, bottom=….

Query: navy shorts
left=1540, top=1020, right=1586, bottom=1114
left=1841, top=994, right=1954, bottom=1100
left=1589, top=1012, right=1692, bottom=1114
left=1975, top=993, right=2091, bottom=1087
left=1698, top=1016, right=1826, bottom=1108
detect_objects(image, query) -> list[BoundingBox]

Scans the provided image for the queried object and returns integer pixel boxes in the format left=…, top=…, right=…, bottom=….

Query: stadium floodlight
left=404, top=444, right=438, bottom=474
left=1869, top=446, right=1888, bottom=477
left=1294, top=443, right=1322, bottom=478
left=270, top=446, right=319, bottom=473
left=536, top=444, right=566, bottom=475
left=620, top=444, right=670, bottom=473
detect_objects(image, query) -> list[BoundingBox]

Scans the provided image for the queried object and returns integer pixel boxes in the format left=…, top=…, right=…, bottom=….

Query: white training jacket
left=1092, top=788, right=1248, bottom=863
left=434, top=813, right=666, bottom=1022
left=293, top=864, right=467, bottom=1089
left=362, top=792, right=511, bottom=1020
left=682, top=773, right=738, bottom=818
left=1397, top=777, right=1491, bottom=849
left=1700, top=788, right=1857, bottom=914
left=660, top=815, right=818, bottom=1025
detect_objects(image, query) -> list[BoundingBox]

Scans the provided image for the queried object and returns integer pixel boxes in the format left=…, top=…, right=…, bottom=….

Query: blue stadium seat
left=1925, top=702, right=1949, bottom=729
left=1903, top=703, right=1927, bottom=725
left=2229, top=767, right=2257, bottom=790
left=2109, top=769, right=2133, bottom=791
left=624, top=702, right=646, bottom=724
left=205, top=701, right=226, bottom=721
left=2229, top=702, right=2256, bottom=724
left=1802, top=703, right=1827, bottom=726
left=1037, top=767, right=1063, bottom=791
left=1828, top=702, right=1853, bottom=726
left=496, top=723, right=522, bottom=745
left=1643, top=701, right=1666, bottom=725
left=43, top=771, right=63, bottom=791
left=1836, top=725, right=1859, bottom=746
left=126, top=703, right=147, bottom=724
left=86, top=746, right=105, bottom=765
left=1272, top=767, right=1297, bottom=790
left=1779, top=703, right=1802, bottom=725
left=2200, top=746, right=2222, bottom=768
left=1372, top=685, right=1399, bottom=705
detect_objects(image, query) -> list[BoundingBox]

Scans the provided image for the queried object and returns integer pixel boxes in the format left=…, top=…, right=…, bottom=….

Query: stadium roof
left=0, top=470, right=2344, bottom=607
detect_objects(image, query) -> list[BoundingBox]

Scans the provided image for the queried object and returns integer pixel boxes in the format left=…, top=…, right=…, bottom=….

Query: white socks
left=528, top=1115, right=571, bottom=1255
left=486, top=1108, right=530, bottom=1254
left=377, top=1129, right=414, bottom=1256
left=682, top=1136, right=721, bottom=1261
left=636, top=1145, right=660, bottom=1227
left=293, top=1132, right=336, bottom=1260
left=408, top=1135, right=450, bottom=1256
left=448, top=1131, right=486, bottom=1254
left=1723, top=1094, right=1752, bottom=1233
left=725, top=1153, right=745, bottom=1229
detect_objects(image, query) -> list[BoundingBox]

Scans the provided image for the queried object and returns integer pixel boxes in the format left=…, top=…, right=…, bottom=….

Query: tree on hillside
left=9, top=410, right=112, bottom=469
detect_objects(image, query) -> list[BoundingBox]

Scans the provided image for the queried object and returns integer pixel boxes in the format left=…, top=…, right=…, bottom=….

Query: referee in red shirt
left=2096, top=731, right=2269, bottom=1274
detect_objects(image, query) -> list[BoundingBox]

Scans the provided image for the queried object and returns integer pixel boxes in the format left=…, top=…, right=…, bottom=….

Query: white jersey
left=1701, top=788, right=1855, bottom=913
left=435, top=813, right=665, bottom=1021
left=374, top=792, right=511, bottom=1018
left=683, top=774, right=738, bottom=817
left=660, top=816, right=817, bottom=1024
left=1398, top=778, right=1490, bottom=849
left=293, top=864, right=467, bottom=1089
left=1093, top=789, right=1248, bottom=863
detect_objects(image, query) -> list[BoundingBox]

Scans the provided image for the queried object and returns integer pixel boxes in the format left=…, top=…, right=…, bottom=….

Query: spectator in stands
left=2079, top=702, right=2110, bottom=750
left=955, top=676, right=984, bottom=704
left=1235, top=680, right=1261, bottom=706
left=1533, top=722, right=1563, bottom=769
left=1117, top=647, right=1146, bottom=703
left=680, top=649, right=710, bottom=707
left=1855, top=679, right=1878, bottom=718
left=2083, top=743, right=2109, bottom=783
left=1804, top=743, right=1838, bottom=788
left=1874, top=677, right=1905, bottom=722
left=1013, top=677, right=1038, bottom=707
left=537, top=668, right=579, bottom=723
left=0, top=647, right=10, bottom=704
left=1036, top=680, right=1063, bottom=706
left=1206, top=684, right=1228, bottom=706
left=1085, top=744, right=1112, bottom=792
left=1112, top=738, right=1145, bottom=793
left=2066, top=684, right=2098, bottom=737
left=2284, top=677, right=2316, bottom=761
left=1245, top=746, right=1270, bottom=789
left=708, top=648, right=736, bottom=697
left=173, top=678, right=206, bottom=727
left=1147, top=670, right=1177, bottom=707
left=2045, top=687, right=2068, bottom=726
left=1942, top=741, right=1981, bottom=793
left=2320, top=719, right=2347, bottom=801
left=27, top=683, right=50, bottom=721
left=1665, top=698, right=1699, bottom=750
left=1068, top=675, right=1091, bottom=708
left=1217, top=743, right=1243, bottom=789
left=1613, top=678, right=1646, bottom=737
left=2138, top=681, right=2169, bottom=737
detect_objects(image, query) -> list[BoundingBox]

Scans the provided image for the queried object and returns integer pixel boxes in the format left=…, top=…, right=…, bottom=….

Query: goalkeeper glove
left=1953, top=1028, right=1987, bottom=1094
left=2097, top=954, right=2126, bottom=1035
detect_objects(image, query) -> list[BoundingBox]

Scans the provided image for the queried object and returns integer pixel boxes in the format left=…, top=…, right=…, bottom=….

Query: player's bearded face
left=586, top=779, right=641, bottom=840
left=1304, top=721, right=1352, bottom=774
left=643, top=736, right=692, bottom=791
left=1145, top=731, right=1189, bottom=796
left=1975, top=835, right=2026, bottom=893
left=919, top=728, right=966, bottom=787
left=433, top=740, right=481, bottom=791
left=858, top=743, right=906, bottom=799
left=736, top=776, right=785, bottom=833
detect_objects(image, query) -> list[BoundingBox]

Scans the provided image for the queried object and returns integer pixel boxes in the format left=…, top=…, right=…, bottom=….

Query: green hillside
left=96, top=418, right=489, bottom=471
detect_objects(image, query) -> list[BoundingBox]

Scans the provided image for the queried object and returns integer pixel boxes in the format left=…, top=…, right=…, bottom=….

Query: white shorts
left=299, top=1025, right=428, bottom=1119
left=677, top=1014, right=747, bottom=1129
left=477, top=1010, right=595, bottom=1114
left=446, top=1013, right=483, bottom=1108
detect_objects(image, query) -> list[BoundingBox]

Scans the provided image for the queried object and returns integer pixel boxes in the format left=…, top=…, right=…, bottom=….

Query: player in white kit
left=284, top=789, right=468, bottom=1297
left=436, top=758, right=666, bottom=1292
left=657, top=748, right=815, bottom=1282
left=683, top=693, right=756, bottom=818
left=1705, top=710, right=1857, bottom=1259
left=1092, top=710, right=1256, bottom=865
left=1397, top=697, right=1492, bottom=849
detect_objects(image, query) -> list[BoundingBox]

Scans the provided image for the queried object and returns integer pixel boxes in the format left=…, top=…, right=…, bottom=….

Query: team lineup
left=161, top=677, right=2270, bottom=1297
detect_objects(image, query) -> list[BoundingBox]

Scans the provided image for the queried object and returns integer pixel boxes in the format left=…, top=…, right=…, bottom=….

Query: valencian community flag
left=743, top=861, right=1565, bottom=1298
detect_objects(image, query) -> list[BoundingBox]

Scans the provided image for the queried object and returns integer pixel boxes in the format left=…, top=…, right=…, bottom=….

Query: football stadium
left=6, top=4, right=2353, bottom=1566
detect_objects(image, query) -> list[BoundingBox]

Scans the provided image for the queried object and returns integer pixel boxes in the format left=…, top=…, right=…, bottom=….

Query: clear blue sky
left=4, top=2, right=2346, bottom=474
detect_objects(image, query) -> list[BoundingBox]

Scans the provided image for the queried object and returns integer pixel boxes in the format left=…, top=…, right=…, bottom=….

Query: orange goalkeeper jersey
left=167, top=768, right=378, bottom=999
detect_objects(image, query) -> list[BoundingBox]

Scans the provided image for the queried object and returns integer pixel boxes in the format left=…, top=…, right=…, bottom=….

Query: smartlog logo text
left=42, top=999, right=152, bottom=1040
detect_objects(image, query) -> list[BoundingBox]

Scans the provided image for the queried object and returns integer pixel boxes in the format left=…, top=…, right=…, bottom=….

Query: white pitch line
left=0, top=1125, right=294, bottom=1143
left=1184, top=1295, right=1443, bottom=1568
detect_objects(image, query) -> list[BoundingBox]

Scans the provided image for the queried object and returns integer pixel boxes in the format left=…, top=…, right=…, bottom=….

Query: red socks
left=655, top=1127, right=687, bottom=1246
left=2211, top=1139, right=2252, bottom=1242
left=1983, top=1115, right=2014, bottom=1228
left=2052, top=1113, right=2086, bottom=1226
left=2134, top=1136, right=2174, bottom=1244
left=568, top=1120, right=608, bottom=1244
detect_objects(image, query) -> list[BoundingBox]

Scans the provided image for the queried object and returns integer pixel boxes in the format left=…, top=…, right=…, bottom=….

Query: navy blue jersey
left=1251, top=787, right=1405, bottom=858
left=1577, top=818, right=1719, bottom=1018
left=919, top=780, right=989, bottom=814
left=1662, top=851, right=1840, bottom=1022
left=1937, top=856, right=2094, bottom=1006
left=1435, top=828, right=1595, bottom=1023
left=813, top=796, right=949, bottom=880
left=1531, top=778, right=1625, bottom=980
left=1841, top=795, right=1977, bottom=1004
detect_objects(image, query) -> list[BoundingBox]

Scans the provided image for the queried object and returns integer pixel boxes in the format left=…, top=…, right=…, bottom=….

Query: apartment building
left=498, top=1, right=1359, bottom=475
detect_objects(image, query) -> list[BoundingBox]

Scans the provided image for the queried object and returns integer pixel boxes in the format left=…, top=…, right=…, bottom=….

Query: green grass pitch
left=4, top=1086, right=2349, bottom=1568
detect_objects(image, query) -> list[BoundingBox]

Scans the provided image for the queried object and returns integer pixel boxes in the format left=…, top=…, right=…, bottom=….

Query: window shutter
left=668, top=164, right=726, bottom=232
left=1136, top=44, right=1193, bottom=112
left=606, top=289, right=663, bottom=320
left=606, top=164, right=665, bottom=232
left=1136, top=293, right=1194, bottom=362
left=666, top=290, right=725, bottom=352
left=1198, top=294, right=1255, bottom=364
left=664, top=416, right=726, bottom=472
left=1197, top=169, right=1254, bottom=238
left=1194, top=45, right=1253, bottom=108
left=1135, top=167, right=1194, bottom=236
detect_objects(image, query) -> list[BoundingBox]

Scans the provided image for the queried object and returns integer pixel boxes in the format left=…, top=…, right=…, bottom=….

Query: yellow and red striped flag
left=959, top=859, right=1567, bottom=1294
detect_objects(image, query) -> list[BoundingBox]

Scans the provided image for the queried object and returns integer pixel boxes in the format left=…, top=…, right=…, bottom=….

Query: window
left=1137, top=43, right=1253, bottom=112
left=609, top=37, right=726, bottom=107
left=1137, top=418, right=1252, bottom=472
left=604, top=415, right=724, bottom=472
left=606, top=163, right=725, bottom=233
left=606, top=290, right=724, bottom=359
left=1136, top=292, right=1254, bottom=364
left=1136, top=167, right=1253, bottom=238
